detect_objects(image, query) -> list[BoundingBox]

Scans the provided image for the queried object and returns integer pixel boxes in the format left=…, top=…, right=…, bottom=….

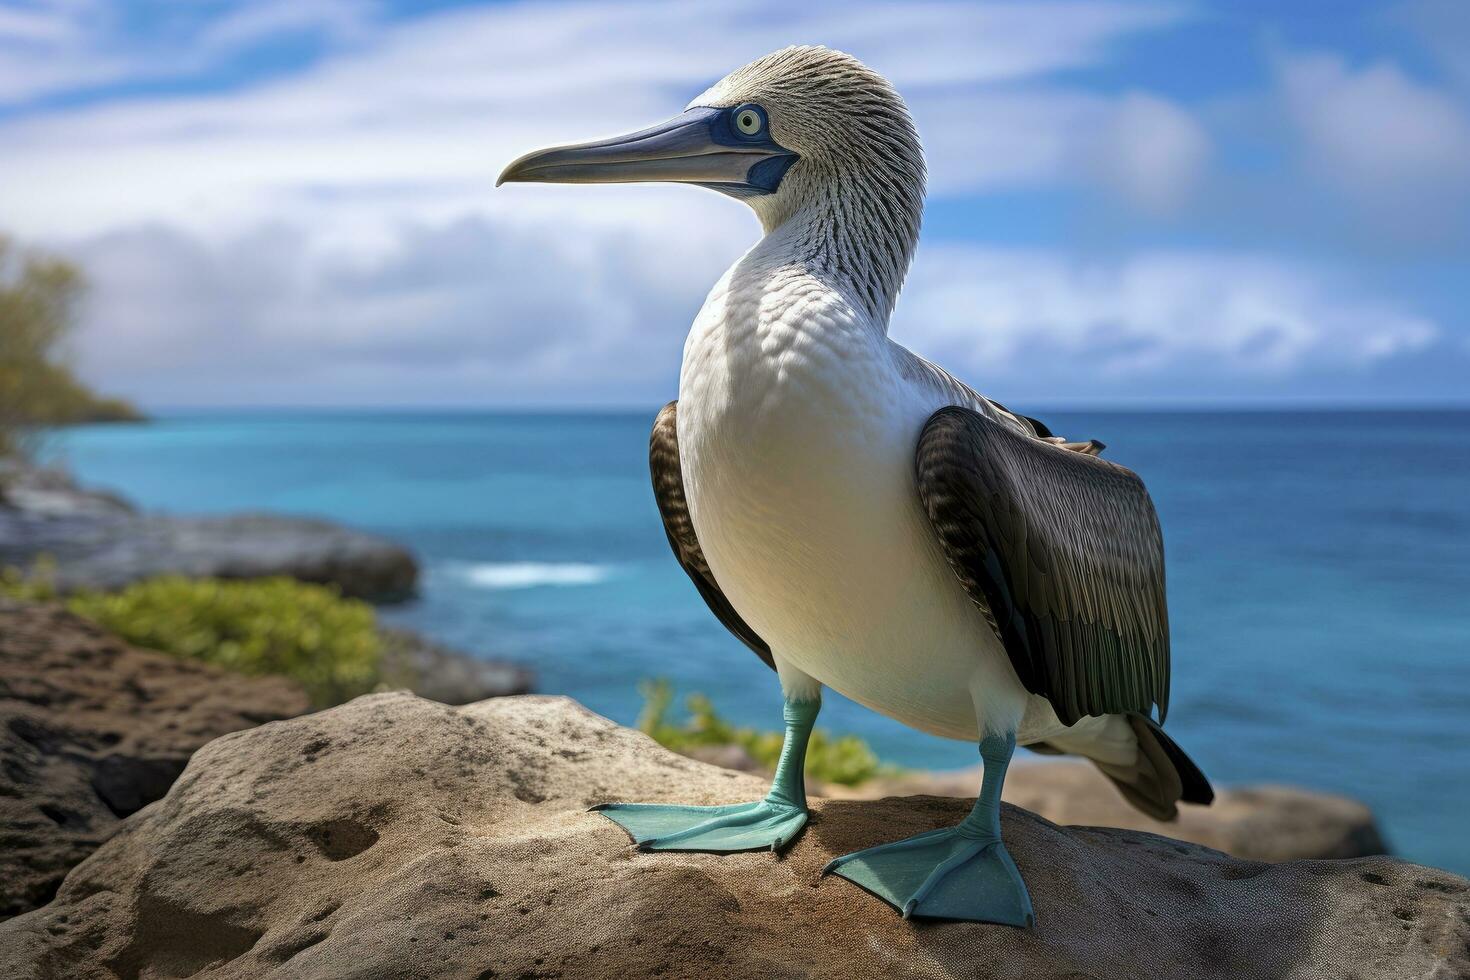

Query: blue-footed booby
left=499, top=45, right=1212, bottom=926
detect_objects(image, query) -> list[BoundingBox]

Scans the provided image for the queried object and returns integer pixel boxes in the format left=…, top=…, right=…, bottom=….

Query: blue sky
left=1, top=0, right=1466, bottom=407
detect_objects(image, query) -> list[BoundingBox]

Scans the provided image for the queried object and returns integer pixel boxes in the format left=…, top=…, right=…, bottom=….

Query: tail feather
left=1036, top=714, right=1213, bottom=821
left=1134, top=714, right=1214, bottom=808
left=1102, top=715, right=1213, bottom=821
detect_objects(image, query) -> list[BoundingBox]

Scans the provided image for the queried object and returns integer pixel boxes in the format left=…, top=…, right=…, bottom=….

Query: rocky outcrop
left=0, top=600, right=530, bottom=920
left=1006, top=762, right=1386, bottom=862
left=0, top=464, right=418, bottom=602
left=378, top=627, right=535, bottom=705
left=4, top=693, right=1464, bottom=980
left=821, top=758, right=1387, bottom=863
left=0, top=462, right=135, bottom=519
left=0, top=599, right=310, bottom=919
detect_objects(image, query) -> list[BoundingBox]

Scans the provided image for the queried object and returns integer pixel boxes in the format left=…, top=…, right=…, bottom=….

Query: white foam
left=454, top=561, right=610, bottom=590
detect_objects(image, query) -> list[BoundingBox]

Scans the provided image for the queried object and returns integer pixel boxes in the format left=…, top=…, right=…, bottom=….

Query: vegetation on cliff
left=638, top=679, right=885, bottom=786
left=0, top=236, right=142, bottom=458
left=1, top=569, right=382, bottom=706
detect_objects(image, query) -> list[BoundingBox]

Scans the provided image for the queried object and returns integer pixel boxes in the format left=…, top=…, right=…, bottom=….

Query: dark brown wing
left=650, top=401, right=773, bottom=670
left=915, top=405, right=1170, bottom=725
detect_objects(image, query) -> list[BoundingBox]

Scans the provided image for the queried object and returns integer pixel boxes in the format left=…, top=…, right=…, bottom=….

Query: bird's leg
left=591, top=697, right=818, bottom=853
left=823, top=731, right=1034, bottom=925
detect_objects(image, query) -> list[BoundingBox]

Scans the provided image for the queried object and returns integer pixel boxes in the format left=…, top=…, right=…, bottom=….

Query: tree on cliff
left=0, top=235, right=141, bottom=457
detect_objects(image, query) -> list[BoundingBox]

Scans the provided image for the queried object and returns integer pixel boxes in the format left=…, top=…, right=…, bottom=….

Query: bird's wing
left=894, top=346, right=1105, bottom=453
left=915, top=404, right=1170, bottom=725
left=650, top=401, right=774, bottom=670
left=894, top=347, right=1038, bottom=434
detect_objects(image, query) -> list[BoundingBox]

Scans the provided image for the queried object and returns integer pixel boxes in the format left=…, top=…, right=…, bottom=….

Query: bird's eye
left=733, top=104, right=764, bottom=137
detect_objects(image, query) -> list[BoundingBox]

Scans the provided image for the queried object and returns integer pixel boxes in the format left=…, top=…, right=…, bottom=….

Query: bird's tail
left=1034, top=714, right=1214, bottom=821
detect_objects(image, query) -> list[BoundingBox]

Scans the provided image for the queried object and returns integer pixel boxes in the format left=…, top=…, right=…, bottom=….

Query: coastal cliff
left=0, top=462, right=418, bottom=602
left=0, top=599, right=309, bottom=918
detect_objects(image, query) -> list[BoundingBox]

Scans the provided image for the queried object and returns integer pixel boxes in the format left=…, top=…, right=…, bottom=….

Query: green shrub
left=1, top=569, right=381, bottom=706
left=0, top=559, right=59, bottom=602
left=637, top=679, right=888, bottom=786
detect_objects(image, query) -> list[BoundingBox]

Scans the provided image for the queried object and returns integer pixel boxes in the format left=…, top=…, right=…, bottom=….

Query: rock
left=820, top=759, right=1388, bottom=863
left=3, top=693, right=1464, bottom=980
left=1003, top=761, right=1389, bottom=862
left=679, top=742, right=766, bottom=774
left=0, top=599, right=310, bottom=919
left=0, top=463, right=419, bottom=602
left=0, top=461, right=134, bottom=519
left=377, top=626, right=534, bottom=705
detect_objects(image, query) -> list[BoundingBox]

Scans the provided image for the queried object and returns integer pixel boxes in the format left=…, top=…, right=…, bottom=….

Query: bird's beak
left=497, top=107, right=796, bottom=195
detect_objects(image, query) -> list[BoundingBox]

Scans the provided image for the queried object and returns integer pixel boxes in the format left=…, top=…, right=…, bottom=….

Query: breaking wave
left=452, top=561, right=611, bottom=590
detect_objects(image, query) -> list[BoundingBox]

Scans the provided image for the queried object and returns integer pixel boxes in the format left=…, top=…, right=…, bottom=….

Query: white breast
left=675, top=246, right=1031, bottom=741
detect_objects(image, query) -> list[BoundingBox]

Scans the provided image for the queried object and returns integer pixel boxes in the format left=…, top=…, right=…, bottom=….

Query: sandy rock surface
left=4, top=692, right=1465, bottom=980
left=822, top=759, right=1387, bottom=862
left=0, top=599, right=311, bottom=918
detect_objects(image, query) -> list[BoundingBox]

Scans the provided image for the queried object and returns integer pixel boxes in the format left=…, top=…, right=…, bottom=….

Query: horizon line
left=115, top=400, right=1470, bottom=416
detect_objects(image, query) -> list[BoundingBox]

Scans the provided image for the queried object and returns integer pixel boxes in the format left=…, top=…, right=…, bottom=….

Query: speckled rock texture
left=822, top=758, right=1387, bottom=863
left=0, top=599, right=310, bottom=919
left=3, top=692, right=1465, bottom=980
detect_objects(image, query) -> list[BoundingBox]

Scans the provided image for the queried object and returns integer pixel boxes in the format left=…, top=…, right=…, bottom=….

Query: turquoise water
left=46, top=410, right=1470, bottom=875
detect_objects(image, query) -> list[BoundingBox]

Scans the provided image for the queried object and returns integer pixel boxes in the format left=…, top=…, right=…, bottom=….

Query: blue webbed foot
left=593, top=696, right=819, bottom=855
left=591, top=799, right=807, bottom=853
left=823, top=827, right=1033, bottom=925
left=823, top=731, right=1034, bottom=926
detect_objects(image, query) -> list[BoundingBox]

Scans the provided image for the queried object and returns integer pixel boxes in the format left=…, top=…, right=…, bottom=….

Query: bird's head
left=498, top=46, right=925, bottom=242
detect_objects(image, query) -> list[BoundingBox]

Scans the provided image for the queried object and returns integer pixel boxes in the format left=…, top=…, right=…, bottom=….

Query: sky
left=0, top=0, right=1467, bottom=408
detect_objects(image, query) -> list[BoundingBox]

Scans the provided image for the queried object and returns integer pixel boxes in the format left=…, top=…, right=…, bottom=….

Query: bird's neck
left=751, top=168, right=922, bottom=326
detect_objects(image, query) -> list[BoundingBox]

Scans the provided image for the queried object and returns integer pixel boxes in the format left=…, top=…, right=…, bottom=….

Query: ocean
left=45, top=409, right=1470, bottom=875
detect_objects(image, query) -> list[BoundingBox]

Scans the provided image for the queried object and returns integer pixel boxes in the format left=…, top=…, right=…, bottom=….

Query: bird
left=499, top=45, right=1213, bottom=926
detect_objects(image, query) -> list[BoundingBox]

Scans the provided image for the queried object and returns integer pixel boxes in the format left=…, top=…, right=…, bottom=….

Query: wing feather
left=649, top=401, right=774, bottom=670
left=915, top=405, right=1170, bottom=725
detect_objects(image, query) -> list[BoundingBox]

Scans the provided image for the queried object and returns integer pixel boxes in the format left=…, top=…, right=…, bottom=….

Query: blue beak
left=498, top=106, right=797, bottom=197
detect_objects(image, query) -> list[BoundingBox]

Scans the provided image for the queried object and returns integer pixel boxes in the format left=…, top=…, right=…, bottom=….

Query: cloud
left=0, top=0, right=1196, bottom=238
left=1276, top=50, right=1470, bottom=234
left=893, top=247, right=1439, bottom=389
left=1393, top=0, right=1470, bottom=92
left=1, top=0, right=1457, bottom=406
left=921, top=88, right=1209, bottom=210
left=1087, top=93, right=1209, bottom=214
left=0, top=2, right=130, bottom=106
left=67, top=212, right=743, bottom=406
left=65, top=216, right=1444, bottom=407
left=0, top=1, right=1189, bottom=109
left=0, top=0, right=375, bottom=108
left=195, top=0, right=373, bottom=52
